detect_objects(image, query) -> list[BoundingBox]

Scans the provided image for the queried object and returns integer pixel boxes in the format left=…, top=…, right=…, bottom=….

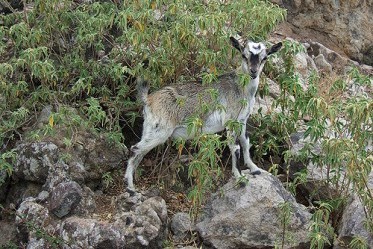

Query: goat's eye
left=242, top=54, right=248, bottom=60
left=262, top=56, right=268, bottom=61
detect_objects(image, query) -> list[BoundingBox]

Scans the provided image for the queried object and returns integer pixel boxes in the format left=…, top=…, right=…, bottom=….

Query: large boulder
left=287, top=131, right=335, bottom=200
left=15, top=191, right=168, bottom=248
left=196, top=170, right=312, bottom=248
left=49, top=181, right=83, bottom=218
left=15, top=198, right=56, bottom=245
left=335, top=173, right=373, bottom=248
left=13, top=126, right=127, bottom=189
left=14, top=142, right=59, bottom=183
left=272, top=0, right=373, bottom=66
left=60, top=195, right=168, bottom=248
left=171, top=212, right=193, bottom=241
left=40, top=128, right=127, bottom=188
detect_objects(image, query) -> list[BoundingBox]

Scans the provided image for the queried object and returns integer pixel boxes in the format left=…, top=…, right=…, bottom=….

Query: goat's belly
left=171, top=124, right=224, bottom=140
left=171, top=126, right=190, bottom=139
left=203, top=110, right=225, bottom=133
left=171, top=111, right=225, bottom=139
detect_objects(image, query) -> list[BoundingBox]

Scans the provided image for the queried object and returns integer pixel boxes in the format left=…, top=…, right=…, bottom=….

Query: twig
left=0, top=0, right=17, bottom=13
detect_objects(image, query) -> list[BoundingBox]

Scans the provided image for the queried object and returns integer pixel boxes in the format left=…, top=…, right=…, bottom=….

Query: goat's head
left=230, top=36, right=282, bottom=79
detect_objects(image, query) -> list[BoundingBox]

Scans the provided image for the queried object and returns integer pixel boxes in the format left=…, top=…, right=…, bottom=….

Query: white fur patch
left=248, top=42, right=264, bottom=55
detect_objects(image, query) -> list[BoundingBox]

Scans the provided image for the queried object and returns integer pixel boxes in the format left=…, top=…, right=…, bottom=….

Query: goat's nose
left=250, top=69, right=258, bottom=78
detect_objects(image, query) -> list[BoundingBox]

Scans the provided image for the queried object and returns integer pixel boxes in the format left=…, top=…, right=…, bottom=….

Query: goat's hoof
left=125, top=187, right=136, bottom=196
left=238, top=180, right=247, bottom=188
left=236, top=175, right=249, bottom=187
left=129, top=146, right=139, bottom=156
left=251, top=170, right=261, bottom=176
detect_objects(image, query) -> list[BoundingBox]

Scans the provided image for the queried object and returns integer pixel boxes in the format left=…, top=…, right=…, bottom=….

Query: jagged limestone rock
left=196, top=171, right=312, bottom=249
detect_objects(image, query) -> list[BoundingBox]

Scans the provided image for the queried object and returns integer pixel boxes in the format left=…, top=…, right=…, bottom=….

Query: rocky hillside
left=271, top=0, right=373, bottom=66
left=1, top=1, right=372, bottom=249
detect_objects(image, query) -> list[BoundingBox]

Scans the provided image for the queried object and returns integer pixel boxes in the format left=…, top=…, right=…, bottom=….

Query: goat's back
left=145, top=72, right=245, bottom=126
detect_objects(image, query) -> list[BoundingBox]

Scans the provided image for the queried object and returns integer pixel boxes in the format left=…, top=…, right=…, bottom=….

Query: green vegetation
left=1, top=0, right=372, bottom=248
left=0, top=0, right=285, bottom=149
left=261, top=41, right=372, bottom=248
left=0, top=0, right=285, bottom=213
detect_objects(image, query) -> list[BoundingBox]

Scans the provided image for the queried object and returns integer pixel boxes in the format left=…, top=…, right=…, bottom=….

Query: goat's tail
left=136, top=78, right=150, bottom=104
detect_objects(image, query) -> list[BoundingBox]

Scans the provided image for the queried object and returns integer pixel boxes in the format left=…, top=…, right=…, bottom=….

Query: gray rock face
left=60, top=195, right=168, bottom=248
left=336, top=173, right=373, bottom=248
left=60, top=217, right=125, bottom=249
left=57, top=130, right=127, bottom=187
left=15, top=198, right=55, bottom=245
left=14, top=192, right=168, bottom=248
left=307, top=41, right=353, bottom=74
left=196, top=171, right=312, bottom=249
left=0, top=170, right=9, bottom=203
left=171, top=212, right=192, bottom=241
left=49, top=181, right=83, bottom=218
left=272, top=0, right=373, bottom=65
left=288, top=131, right=344, bottom=201
left=0, top=221, right=17, bottom=247
left=14, top=142, right=59, bottom=183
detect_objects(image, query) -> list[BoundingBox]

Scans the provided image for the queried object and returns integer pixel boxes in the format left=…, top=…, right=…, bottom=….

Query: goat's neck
left=235, top=66, right=260, bottom=98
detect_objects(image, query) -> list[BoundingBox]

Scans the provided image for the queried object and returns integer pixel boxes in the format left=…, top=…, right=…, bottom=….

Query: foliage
left=309, top=201, right=334, bottom=249
left=1, top=0, right=372, bottom=247
left=256, top=39, right=373, bottom=247
left=0, top=0, right=285, bottom=211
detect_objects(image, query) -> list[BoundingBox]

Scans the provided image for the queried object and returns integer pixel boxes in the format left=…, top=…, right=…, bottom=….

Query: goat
left=125, top=36, right=282, bottom=190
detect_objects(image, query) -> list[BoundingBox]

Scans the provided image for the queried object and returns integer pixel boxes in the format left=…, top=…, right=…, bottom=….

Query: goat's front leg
left=239, top=124, right=261, bottom=175
left=227, top=131, right=242, bottom=178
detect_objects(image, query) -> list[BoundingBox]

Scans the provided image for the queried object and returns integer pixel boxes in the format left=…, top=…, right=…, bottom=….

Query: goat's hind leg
left=125, top=147, right=148, bottom=191
left=125, top=126, right=173, bottom=190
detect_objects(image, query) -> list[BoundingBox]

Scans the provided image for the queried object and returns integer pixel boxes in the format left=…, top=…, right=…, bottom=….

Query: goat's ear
left=230, top=36, right=243, bottom=52
left=267, top=42, right=282, bottom=56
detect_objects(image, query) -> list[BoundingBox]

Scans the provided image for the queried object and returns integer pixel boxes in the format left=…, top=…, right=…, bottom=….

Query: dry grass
left=317, top=72, right=345, bottom=105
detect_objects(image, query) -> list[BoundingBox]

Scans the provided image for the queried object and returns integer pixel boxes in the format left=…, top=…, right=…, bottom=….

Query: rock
left=25, top=238, right=47, bottom=249
left=60, top=196, right=168, bottom=248
left=253, top=77, right=282, bottom=115
left=0, top=169, right=9, bottom=203
left=273, top=0, right=373, bottom=65
left=13, top=191, right=168, bottom=248
left=307, top=41, right=351, bottom=74
left=171, top=212, right=192, bottom=241
left=115, top=191, right=146, bottom=212
left=288, top=131, right=341, bottom=201
left=49, top=181, right=83, bottom=218
left=314, top=54, right=332, bottom=74
left=13, top=126, right=127, bottom=189
left=73, top=186, right=96, bottom=216
left=5, top=181, right=42, bottom=207
left=60, top=217, right=126, bottom=249
left=336, top=173, right=373, bottom=248
left=14, top=142, right=59, bottom=183
left=36, top=190, right=49, bottom=202
left=43, top=161, right=70, bottom=190
left=168, top=247, right=198, bottom=249
left=0, top=221, right=17, bottom=247
left=48, top=129, right=127, bottom=187
left=36, top=105, right=53, bottom=128
left=196, top=171, right=311, bottom=248
left=293, top=45, right=318, bottom=83
left=15, top=199, right=52, bottom=243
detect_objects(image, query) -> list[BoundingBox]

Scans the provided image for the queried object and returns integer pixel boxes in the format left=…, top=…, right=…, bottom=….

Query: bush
left=0, top=0, right=285, bottom=209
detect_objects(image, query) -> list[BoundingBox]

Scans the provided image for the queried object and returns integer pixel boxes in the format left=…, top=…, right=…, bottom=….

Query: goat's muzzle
left=250, top=69, right=258, bottom=79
